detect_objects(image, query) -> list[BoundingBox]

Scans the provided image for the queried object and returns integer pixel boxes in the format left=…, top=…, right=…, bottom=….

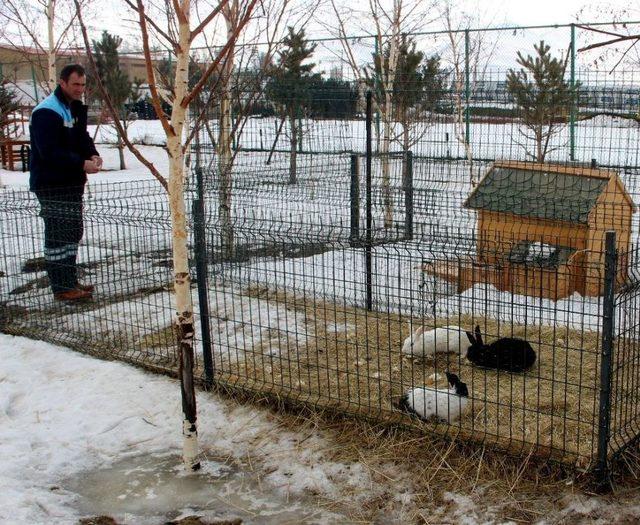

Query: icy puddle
left=66, top=454, right=344, bottom=524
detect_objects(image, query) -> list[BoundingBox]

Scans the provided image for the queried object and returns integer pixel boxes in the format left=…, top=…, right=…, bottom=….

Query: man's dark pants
left=34, top=188, right=84, bottom=294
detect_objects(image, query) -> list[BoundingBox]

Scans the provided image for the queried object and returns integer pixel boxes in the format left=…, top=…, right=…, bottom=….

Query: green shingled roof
left=464, top=167, right=609, bottom=223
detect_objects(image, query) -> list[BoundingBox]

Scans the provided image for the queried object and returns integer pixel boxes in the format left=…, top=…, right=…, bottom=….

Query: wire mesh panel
left=2, top=22, right=640, bottom=479
left=0, top=181, right=182, bottom=371
left=611, top=245, right=640, bottom=459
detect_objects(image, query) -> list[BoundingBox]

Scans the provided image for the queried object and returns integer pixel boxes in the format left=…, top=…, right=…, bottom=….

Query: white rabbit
left=401, top=325, right=466, bottom=357
left=399, top=372, right=469, bottom=423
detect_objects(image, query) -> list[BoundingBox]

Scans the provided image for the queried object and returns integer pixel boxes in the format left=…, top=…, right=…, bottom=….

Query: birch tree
left=371, top=35, right=445, bottom=189
left=199, top=0, right=304, bottom=258
left=328, top=0, right=436, bottom=229
left=74, top=0, right=259, bottom=471
left=0, top=0, right=87, bottom=99
left=440, top=0, right=498, bottom=185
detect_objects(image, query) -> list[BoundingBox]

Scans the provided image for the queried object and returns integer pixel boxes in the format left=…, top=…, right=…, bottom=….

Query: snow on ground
left=0, top=333, right=387, bottom=524
left=4, top=334, right=640, bottom=525
left=3, top=119, right=640, bottom=524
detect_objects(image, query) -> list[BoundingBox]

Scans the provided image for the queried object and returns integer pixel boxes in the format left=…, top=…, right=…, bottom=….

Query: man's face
left=59, top=72, right=86, bottom=101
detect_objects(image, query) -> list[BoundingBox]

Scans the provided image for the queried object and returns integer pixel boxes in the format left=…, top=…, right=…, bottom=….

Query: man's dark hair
left=60, top=64, right=86, bottom=82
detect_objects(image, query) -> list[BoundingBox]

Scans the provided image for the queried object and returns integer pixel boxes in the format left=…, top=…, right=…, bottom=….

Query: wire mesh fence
left=1, top=157, right=638, bottom=479
left=3, top=22, right=640, bottom=482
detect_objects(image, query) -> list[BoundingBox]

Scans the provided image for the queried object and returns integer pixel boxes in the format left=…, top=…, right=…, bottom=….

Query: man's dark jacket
left=29, top=86, right=98, bottom=191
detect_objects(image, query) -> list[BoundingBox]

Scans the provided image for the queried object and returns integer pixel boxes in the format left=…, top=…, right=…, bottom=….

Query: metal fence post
left=192, top=166, right=214, bottom=389
left=365, top=91, right=373, bottom=311
left=595, top=230, right=617, bottom=490
left=464, top=29, right=471, bottom=148
left=570, top=23, right=577, bottom=162
left=404, top=150, right=414, bottom=241
left=350, top=153, right=360, bottom=246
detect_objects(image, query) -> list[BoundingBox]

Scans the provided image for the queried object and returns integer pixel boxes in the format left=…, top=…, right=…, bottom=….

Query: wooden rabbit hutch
left=425, top=161, right=636, bottom=300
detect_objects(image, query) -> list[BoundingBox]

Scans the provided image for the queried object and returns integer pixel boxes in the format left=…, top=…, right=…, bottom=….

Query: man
left=30, top=64, right=102, bottom=302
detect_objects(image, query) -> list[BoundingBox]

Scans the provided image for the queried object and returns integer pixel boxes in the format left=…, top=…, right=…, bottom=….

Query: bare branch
left=574, top=24, right=625, bottom=39
left=171, top=0, right=188, bottom=25
left=73, top=0, right=168, bottom=190
left=122, top=0, right=177, bottom=47
left=181, top=0, right=259, bottom=109
left=190, top=0, right=229, bottom=40
left=578, top=33, right=640, bottom=53
left=135, top=0, right=175, bottom=138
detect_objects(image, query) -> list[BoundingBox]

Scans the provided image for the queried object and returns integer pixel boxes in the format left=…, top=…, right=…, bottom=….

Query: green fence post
left=465, top=29, right=471, bottom=148
left=595, top=230, right=617, bottom=492
left=374, top=37, right=381, bottom=152
left=31, top=64, right=40, bottom=104
left=570, top=23, right=576, bottom=162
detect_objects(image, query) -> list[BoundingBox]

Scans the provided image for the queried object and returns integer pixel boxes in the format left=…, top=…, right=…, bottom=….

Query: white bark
left=218, top=0, right=237, bottom=258
left=75, top=0, right=260, bottom=474
left=167, top=0, right=200, bottom=472
left=46, top=0, right=56, bottom=91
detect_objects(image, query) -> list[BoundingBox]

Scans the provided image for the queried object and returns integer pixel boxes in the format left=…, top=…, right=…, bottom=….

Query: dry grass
left=203, top=386, right=640, bottom=524
left=212, top=286, right=640, bottom=469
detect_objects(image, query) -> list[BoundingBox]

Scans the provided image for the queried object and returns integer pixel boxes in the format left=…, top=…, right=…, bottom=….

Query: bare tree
left=328, top=0, right=437, bottom=229
left=197, top=0, right=307, bottom=258
left=0, top=0, right=88, bottom=100
left=439, top=0, right=498, bottom=185
left=74, top=0, right=259, bottom=471
left=576, top=6, right=640, bottom=71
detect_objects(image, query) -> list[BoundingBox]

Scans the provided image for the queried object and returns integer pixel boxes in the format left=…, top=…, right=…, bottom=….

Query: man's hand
left=91, top=155, right=103, bottom=169
left=83, top=159, right=99, bottom=174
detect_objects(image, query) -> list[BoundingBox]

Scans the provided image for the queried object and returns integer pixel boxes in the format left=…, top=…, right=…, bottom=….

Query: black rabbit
left=465, top=325, right=536, bottom=373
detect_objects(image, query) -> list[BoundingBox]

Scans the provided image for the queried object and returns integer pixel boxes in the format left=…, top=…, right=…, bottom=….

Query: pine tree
left=92, top=31, right=132, bottom=169
left=266, top=27, right=320, bottom=184
left=0, top=81, right=20, bottom=140
left=372, top=35, right=445, bottom=127
left=371, top=35, right=445, bottom=207
left=507, top=40, right=576, bottom=162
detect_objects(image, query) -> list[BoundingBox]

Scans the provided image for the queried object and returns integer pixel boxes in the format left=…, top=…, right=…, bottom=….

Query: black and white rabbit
left=465, top=325, right=536, bottom=373
left=398, top=372, right=469, bottom=423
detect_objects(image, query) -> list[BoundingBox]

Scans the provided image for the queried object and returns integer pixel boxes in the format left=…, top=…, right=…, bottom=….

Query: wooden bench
left=0, top=139, right=30, bottom=171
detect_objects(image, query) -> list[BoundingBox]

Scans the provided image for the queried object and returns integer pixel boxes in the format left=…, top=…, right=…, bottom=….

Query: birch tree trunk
left=218, top=3, right=236, bottom=259
left=167, top=0, right=200, bottom=471
left=289, top=107, right=297, bottom=184
left=46, top=0, right=57, bottom=92
left=381, top=100, right=392, bottom=228
left=402, top=119, right=409, bottom=186
left=218, top=89, right=234, bottom=258
left=118, top=135, right=126, bottom=169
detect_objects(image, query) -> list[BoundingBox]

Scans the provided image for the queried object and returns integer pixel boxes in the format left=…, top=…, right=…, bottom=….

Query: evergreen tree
left=506, top=40, right=576, bottom=162
left=92, top=31, right=132, bottom=169
left=372, top=35, right=445, bottom=126
left=266, top=27, right=320, bottom=184
left=308, top=77, right=358, bottom=119
left=371, top=35, right=445, bottom=187
left=0, top=81, right=20, bottom=139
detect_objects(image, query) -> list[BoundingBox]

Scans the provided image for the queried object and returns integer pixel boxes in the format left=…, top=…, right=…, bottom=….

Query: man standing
left=30, top=64, right=102, bottom=302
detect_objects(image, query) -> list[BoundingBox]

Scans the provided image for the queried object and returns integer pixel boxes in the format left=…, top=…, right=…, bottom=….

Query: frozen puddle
left=65, top=454, right=343, bottom=524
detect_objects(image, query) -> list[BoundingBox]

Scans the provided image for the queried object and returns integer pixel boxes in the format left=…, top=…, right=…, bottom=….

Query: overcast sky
left=84, top=0, right=640, bottom=72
